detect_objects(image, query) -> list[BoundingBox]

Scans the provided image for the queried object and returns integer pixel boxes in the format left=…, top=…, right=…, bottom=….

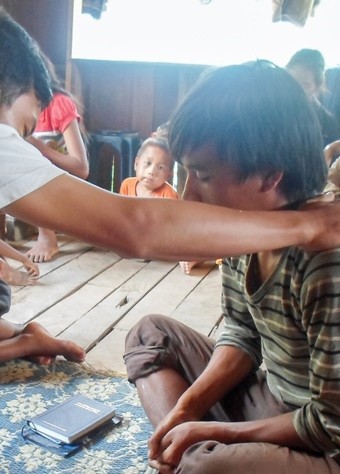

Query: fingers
left=23, top=257, right=40, bottom=277
left=299, top=191, right=335, bottom=210
left=148, top=459, right=175, bottom=473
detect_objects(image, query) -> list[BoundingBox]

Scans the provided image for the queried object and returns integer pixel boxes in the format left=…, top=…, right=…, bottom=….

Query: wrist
left=175, top=396, right=202, bottom=421
left=22, top=256, right=29, bottom=264
left=175, top=387, right=219, bottom=421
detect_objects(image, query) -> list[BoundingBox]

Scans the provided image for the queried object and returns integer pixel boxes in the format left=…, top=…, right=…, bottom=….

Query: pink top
left=35, top=93, right=80, bottom=133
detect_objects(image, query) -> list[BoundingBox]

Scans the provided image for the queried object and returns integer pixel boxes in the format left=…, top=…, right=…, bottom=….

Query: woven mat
left=0, top=359, right=153, bottom=473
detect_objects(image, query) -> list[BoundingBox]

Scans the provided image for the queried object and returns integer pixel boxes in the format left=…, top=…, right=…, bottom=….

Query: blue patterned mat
left=0, top=359, right=153, bottom=473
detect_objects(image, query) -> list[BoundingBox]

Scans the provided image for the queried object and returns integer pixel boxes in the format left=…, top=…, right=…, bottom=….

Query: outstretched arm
left=4, top=175, right=340, bottom=261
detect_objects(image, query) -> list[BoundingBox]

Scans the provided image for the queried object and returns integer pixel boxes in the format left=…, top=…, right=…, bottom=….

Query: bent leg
left=124, top=314, right=215, bottom=384
left=124, top=314, right=226, bottom=425
left=0, top=321, right=86, bottom=363
left=124, top=314, right=289, bottom=426
left=177, top=441, right=340, bottom=474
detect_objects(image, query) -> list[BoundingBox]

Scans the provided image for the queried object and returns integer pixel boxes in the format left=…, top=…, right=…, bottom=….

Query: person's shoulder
left=52, top=92, right=74, bottom=105
left=47, top=93, right=80, bottom=132
left=49, top=93, right=78, bottom=116
left=0, top=123, right=20, bottom=139
left=315, top=101, right=339, bottom=125
left=121, top=177, right=137, bottom=186
left=287, top=244, right=340, bottom=278
left=119, top=177, right=137, bottom=195
left=161, top=182, right=179, bottom=199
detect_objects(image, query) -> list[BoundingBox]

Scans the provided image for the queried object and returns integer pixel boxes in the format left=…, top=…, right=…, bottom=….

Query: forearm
left=210, top=412, right=311, bottom=451
left=175, top=346, right=253, bottom=420
left=0, top=240, right=27, bottom=264
left=27, top=133, right=89, bottom=179
left=148, top=345, right=253, bottom=462
left=4, top=176, right=340, bottom=261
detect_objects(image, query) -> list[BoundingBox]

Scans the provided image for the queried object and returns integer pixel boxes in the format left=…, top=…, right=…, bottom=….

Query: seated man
left=124, top=62, right=340, bottom=473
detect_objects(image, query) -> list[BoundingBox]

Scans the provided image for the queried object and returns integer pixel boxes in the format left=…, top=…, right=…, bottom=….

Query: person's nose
left=147, top=164, right=158, bottom=176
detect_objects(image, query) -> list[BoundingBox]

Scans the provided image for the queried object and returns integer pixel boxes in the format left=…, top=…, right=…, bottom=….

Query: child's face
left=287, top=65, right=319, bottom=99
left=0, top=89, right=41, bottom=138
left=181, top=143, right=285, bottom=211
left=134, top=146, right=172, bottom=191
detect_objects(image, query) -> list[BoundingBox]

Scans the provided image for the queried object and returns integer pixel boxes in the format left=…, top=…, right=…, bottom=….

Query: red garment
left=120, top=177, right=179, bottom=199
left=35, top=93, right=80, bottom=133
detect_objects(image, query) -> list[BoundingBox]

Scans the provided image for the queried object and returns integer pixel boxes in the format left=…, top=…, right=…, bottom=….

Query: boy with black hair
left=124, top=62, right=340, bottom=473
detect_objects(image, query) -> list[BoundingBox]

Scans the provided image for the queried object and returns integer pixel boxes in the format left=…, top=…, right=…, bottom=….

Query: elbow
left=79, top=168, right=89, bottom=180
left=74, top=162, right=90, bottom=180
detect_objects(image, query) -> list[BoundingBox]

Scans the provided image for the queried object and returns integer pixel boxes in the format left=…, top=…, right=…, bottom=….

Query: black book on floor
left=26, top=394, right=119, bottom=444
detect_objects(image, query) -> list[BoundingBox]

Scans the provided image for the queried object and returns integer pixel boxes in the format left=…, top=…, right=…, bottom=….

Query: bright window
left=72, top=0, right=339, bottom=68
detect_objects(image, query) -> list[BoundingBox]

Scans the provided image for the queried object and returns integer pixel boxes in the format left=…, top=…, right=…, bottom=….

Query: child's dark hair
left=0, top=7, right=52, bottom=108
left=286, top=48, right=325, bottom=88
left=137, top=137, right=174, bottom=169
left=168, top=60, right=327, bottom=204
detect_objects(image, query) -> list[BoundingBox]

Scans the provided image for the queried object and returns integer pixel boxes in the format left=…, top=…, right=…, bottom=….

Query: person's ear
left=261, top=171, right=283, bottom=192
left=134, top=157, right=139, bottom=172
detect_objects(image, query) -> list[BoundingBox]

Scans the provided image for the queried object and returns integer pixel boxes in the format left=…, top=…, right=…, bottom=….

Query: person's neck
left=254, top=196, right=290, bottom=283
left=255, top=249, right=284, bottom=284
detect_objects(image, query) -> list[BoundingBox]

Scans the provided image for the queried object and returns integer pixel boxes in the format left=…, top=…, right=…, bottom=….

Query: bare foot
left=179, top=261, right=198, bottom=275
left=22, top=322, right=86, bottom=364
left=0, top=260, right=37, bottom=286
left=26, top=228, right=59, bottom=263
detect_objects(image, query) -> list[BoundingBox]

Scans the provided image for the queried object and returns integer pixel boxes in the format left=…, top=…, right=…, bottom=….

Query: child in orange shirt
left=120, top=137, right=178, bottom=199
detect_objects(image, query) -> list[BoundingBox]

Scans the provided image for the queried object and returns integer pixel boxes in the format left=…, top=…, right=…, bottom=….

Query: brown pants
left=124, top=314, right=340, bottom=474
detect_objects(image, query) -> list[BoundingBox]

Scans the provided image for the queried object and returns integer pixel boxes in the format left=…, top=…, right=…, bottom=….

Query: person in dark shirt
left=286, top=48, right=340, bottom=149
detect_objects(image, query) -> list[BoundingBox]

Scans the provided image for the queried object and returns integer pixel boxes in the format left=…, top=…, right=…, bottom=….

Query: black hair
left=286, top=48, right=325, bottom=87
left=137, top=136, right=174, bottom=169
left=0, top=7, right=52, bottom=107
left=168, top=60, right=327, bottom=204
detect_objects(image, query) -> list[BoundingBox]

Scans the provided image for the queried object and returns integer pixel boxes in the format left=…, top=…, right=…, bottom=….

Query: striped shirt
left=216, top=247, right=340, bottom=454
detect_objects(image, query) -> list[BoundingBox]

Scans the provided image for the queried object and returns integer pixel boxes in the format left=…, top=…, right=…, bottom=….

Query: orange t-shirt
left=120, top=177, right=179, bottom=199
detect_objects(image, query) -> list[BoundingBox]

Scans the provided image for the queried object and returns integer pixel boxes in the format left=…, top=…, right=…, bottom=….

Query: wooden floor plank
left=34, top=258, right=148, bottom=335
left=58, top=260, right=179, bottom=348
left=171, top=265, right=222, bottom=335
left=85, top=328, right=129, bottom=374
left=115, top=261, right=216, bottom=331
left=86, top=263, right=221, bottom=374
left=5, top=237, right=223, bottom=373
left=4, top=247, right=121, bottom=324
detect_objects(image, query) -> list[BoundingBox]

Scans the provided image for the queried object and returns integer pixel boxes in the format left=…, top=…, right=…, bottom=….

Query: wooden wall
left=0, top=0, right=207, bottom=139
left=0, top=0, right=70, bottom=80
left=74, top=59, right=206, bottom=139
